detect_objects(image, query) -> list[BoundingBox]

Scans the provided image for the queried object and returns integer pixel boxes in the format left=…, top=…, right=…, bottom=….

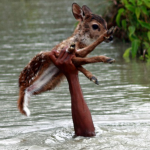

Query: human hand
left=49, top=48, right=78, bottom=77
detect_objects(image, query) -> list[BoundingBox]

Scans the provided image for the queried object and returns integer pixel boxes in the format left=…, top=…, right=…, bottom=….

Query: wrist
left=65, top=73, right=78, bottom=83
left=65, top=72, right=78, bottom=80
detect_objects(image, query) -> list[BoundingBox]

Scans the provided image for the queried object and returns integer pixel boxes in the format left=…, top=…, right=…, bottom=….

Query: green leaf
left=131, top=40, right=140, bottom=58
left=142, top=0, right=150, bottom=8
left=118, top=8, right=125, bottom=14
left=148, top=31, right=150, bottom=41
left=123, top=47, right=131, bottom=58
left=129, top=0, right=136, bottom=5
left=128, top=26, right=135, bottom=36
left=121, top=0, right=129, bottom=5
left=116, top=8, right=125, bottom=27
left=143, top=41, right=150, bottom=49
left=135, top=7, right=141, bottom=19
left=137, top=0, right=143, bottom=6
left=140, top=6, right=149, bottom=15
left=147, top=48, right=150, bottom=57
left=125, top=4, right=135, bottom=13
left=138, top=20, right=150, bottom=30
left=123, top=47, right=131, bottom=62
left=139, top=55, right=144, bottom=60
left=121, top=19, right=127, bottom=30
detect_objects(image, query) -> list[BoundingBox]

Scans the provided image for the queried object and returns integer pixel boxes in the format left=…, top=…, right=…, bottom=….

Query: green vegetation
left=104, top=0, right=150, bottom=61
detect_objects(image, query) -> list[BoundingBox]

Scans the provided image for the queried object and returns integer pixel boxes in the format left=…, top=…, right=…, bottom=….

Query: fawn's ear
left=72, top=3, right=84, bottom=21
left=82, top=5, right=92, bottom=18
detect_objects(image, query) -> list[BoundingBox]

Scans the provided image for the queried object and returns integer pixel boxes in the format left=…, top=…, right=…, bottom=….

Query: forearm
left=66, top=74, right=83, bottom=103
left=49, top=49, right=95, bottom=137
left=66, top=74, right=95, bottom=137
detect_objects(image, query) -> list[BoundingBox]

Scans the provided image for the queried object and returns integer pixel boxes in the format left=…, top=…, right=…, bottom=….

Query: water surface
left=0, top=0, right=150, bottom=150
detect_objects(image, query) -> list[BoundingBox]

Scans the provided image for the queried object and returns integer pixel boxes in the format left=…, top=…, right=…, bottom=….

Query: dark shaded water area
left=0, top=0, right=150, bottom=149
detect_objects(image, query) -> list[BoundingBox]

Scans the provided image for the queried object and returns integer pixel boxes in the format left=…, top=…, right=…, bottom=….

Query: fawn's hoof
left=107, top=26, right=118, bottom=35
left=90, top=76, right=99, bottom=85
left=107, top=58, right=115, bottom=64
left=107, top=26, right=114, bottom=35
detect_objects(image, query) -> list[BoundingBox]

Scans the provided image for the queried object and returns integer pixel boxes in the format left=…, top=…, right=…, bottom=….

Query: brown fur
left=18, top=3, right=117, bottom=115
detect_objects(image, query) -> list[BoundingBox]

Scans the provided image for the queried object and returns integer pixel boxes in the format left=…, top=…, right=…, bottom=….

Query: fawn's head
left=72, top=3, right=112, bottom=46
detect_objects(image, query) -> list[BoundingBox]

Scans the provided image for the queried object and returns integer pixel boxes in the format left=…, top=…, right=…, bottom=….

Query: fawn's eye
left=92, top=24, right=99, bottom=30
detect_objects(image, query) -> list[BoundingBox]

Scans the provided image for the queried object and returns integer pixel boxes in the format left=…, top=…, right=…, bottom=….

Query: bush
left=104, top=0, right=150, bottom=61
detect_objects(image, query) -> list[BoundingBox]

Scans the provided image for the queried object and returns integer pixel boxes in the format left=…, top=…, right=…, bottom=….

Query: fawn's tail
left=18, top=87, right=31, bottom=116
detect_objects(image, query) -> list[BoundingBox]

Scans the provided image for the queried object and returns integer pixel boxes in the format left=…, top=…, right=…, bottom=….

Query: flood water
left=0, top=0, right=150, bottom=150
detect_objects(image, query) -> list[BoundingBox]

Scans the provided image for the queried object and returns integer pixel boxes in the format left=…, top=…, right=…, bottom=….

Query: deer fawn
left=18, top=3, right=117, bottom=116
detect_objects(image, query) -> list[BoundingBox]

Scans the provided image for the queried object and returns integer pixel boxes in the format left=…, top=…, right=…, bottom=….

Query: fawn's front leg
left=77, top=66, right=99, bottom=85
left=73, top=56, right=115, bottom=85
left=72, top=55, right=115, bottom=66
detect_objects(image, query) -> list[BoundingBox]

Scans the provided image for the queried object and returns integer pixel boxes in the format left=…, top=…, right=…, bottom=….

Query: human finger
left=49, top=51, right=57, bottom=64
left=65, top=54, right=75, bottom=64
left=61, top=50, right=69, bottom=61
left=58, top=49, right=66, bottom=59
left=54, top=50, right=60, bottom=58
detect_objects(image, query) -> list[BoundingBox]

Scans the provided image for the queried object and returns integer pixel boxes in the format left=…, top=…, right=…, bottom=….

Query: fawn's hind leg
left=72, top=55, right=115, bottom=66
left=77, top=66, right=99, bottom=85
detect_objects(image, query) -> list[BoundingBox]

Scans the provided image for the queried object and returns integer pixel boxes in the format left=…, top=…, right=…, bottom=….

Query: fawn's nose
left=105, top=35, right=113, bottom=43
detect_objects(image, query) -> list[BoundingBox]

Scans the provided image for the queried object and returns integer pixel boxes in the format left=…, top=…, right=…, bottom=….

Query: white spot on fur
left=30, top=64, right=59, bottom=93
left=23, top=64, right=59, bottom=116
left=23, top=90, right=31, bottom=116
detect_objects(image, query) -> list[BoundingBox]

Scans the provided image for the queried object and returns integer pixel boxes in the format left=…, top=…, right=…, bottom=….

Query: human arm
left=49, top=49, right=95, bottom=137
